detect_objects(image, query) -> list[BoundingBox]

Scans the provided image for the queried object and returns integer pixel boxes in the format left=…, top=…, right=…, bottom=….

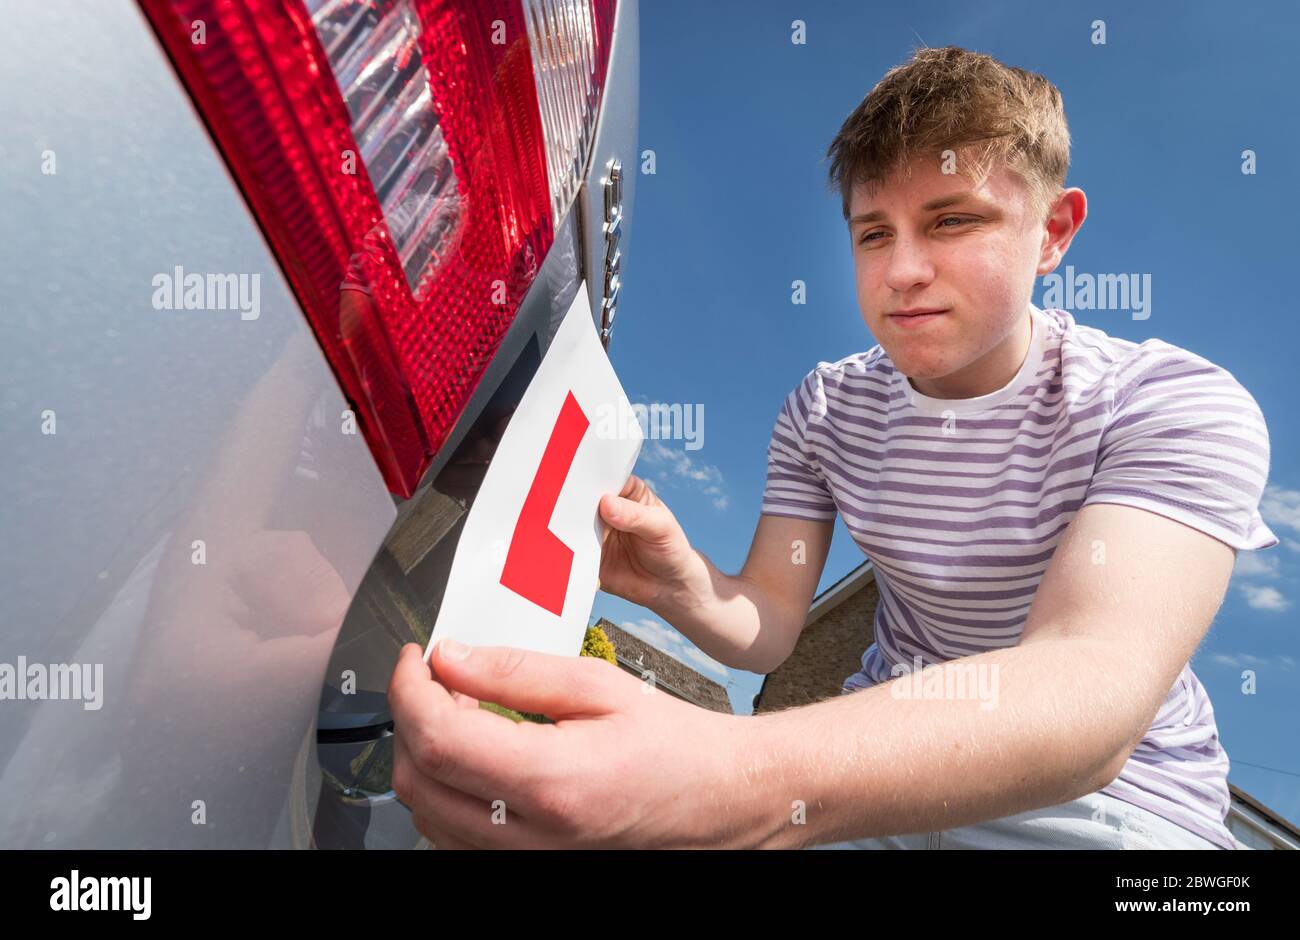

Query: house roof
left=805, top=561, right=876, bottom=625
left=1228, top=783, right=1300, bottom=843
left=595, top=618, right=733, bottom=714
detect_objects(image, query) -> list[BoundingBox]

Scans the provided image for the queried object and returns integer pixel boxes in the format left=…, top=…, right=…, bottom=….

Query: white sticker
left=423, top=286, right=643, bottom=662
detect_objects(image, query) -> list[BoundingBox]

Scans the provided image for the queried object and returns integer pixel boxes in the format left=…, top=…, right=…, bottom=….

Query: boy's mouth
left=887, top=307, right=950, bottom=327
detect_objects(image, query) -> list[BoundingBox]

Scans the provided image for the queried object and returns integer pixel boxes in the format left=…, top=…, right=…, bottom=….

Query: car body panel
left=0, top=0, right=638, bottom=848
left=0, top=0, right=397, bottom=847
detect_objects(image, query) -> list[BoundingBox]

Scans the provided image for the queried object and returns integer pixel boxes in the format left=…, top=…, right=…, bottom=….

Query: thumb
left=430, top=639, right=630, bottom=718
left=600, top=493, right=676, bottom=543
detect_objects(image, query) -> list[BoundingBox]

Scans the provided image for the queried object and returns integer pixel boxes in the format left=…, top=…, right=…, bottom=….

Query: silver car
left=0, top=0, right=638, bottom=848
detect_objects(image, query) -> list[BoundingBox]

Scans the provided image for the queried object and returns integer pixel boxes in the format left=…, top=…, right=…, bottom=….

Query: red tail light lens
left=140, top=0, right=617, bottom=497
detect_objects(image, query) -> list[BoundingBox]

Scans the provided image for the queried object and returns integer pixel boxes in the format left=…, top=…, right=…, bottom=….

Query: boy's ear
left=1036, top=187, right=1087, bottom=277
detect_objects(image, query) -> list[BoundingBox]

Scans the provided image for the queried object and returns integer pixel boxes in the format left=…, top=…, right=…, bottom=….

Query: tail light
left=139, top=0, right=618, bottom=497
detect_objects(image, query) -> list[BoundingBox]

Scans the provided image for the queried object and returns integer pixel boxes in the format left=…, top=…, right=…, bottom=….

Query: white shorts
left=810, top=790, right=1231, bottom=850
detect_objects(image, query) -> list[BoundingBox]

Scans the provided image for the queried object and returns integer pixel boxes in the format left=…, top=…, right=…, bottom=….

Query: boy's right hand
left=597, top=474, right=710, bottom=613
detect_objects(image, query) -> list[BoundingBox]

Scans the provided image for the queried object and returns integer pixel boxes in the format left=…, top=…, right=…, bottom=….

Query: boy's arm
left=661, top=513, right=835, bottom=675
left=599, top=477, right=832, bottom=674
left=722, top=501, right=1237, bottom=847
left=600, top=364, right=841, bottom=672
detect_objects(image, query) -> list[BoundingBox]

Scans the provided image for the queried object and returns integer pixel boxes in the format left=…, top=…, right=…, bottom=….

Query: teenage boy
left=388, top=46, right=1277, bottom=850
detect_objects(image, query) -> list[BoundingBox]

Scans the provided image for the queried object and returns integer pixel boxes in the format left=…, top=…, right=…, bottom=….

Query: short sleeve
left=760, top=371, right=838, bottom=521
left=1082, top=346, right=1279, bottom=552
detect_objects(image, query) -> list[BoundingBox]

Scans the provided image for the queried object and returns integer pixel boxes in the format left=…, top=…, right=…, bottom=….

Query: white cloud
left=638, top=440, right=728, bottom=510
left=1238, top=583, right=1291, bottom=612
left=1233, top=552, right=1280, bottom=578
left=1209, top=652, right=1292, bottom=671
left=682, top=645, right=730, bottom=679
left=1209, top=652, right=1271, bottom=668
left=623, top=617, right=677, bottom=648
left=1260, top=484, right=1300, bottom=534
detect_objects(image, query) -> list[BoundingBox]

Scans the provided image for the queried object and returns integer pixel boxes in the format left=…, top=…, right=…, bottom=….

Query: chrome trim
left=600, top=158, right=624, bottom=348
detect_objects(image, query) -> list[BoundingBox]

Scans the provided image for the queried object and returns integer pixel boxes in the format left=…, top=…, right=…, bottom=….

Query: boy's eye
left=857, top=216, right=975, bottom=245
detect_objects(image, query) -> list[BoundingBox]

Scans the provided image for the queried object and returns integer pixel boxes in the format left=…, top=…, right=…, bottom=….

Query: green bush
left=581, top=624, right=618, bottom=664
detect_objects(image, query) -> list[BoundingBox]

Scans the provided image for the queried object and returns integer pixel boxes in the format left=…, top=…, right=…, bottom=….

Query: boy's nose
left=882, top=235, right=937, bottom=295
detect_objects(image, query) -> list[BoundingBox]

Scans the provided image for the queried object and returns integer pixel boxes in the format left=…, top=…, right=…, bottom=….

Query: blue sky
left=591, top=0, right=1299, bottom=828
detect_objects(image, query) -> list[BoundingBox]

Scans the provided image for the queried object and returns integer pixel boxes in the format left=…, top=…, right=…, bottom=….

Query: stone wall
left=753, top=578, right=879, bottom=713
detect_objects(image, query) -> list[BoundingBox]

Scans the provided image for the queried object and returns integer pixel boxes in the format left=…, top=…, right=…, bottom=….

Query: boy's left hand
left=387, top=641, right=750, bottom=849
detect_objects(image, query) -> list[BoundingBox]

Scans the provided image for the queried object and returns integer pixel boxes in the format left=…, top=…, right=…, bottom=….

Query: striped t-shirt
left=761, top=302, right=1278, bottom=850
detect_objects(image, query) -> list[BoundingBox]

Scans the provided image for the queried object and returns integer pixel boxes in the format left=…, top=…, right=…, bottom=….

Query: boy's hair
left=827, top=46, right=1071, bottom=223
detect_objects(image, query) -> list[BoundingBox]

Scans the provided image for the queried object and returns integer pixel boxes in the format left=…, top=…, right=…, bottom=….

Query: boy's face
left=847, top=154, right=1057, bottom=397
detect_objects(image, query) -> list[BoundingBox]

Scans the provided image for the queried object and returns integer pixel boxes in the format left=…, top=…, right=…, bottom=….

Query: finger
left=449, top=689, right=480, bottom=710
left=618, top=472, right=648, bottom=499
left=621, top=475, right=656, bottom=507
left=602, top=474, right=658, bottom=526
left=390, top=648, right=566, bottom=808
left=598, top=492, right=621, bottom=527
left=600, top=494, right=676, bottom=543
left=388, top=643, right=457, bottom=718
left=415, top=815, right=479, bottom=850
left=395, top=732, right=552, bottom=849
left=430, top=640, right=631, bottom=719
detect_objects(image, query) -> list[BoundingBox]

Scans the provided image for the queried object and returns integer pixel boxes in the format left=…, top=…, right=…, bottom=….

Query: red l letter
left=499, top=391, right=590, bottom=615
